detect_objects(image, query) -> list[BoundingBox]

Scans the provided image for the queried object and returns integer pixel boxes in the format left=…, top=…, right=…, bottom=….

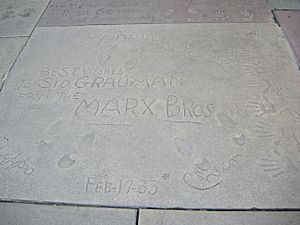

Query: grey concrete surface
left=267, top=0, right=300, bottom=9
left=0, top=37, right=27, bottom=87
left=274, top=10, right=300, bottom=68
left=0, top=0, right=50, bottom=37
left=0, top=203, right=136, bottom=225
left=0, top=23, right=299, bottom=209
left=139, top=210, right=300, bottom=225
left=38, top=0, right=272, bottom=27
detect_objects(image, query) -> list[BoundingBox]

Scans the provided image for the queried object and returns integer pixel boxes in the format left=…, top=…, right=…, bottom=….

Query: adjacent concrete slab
left=274, top=10, right=300, bottom=68
left=0, top=203, right=136, bottom=225
left=139, top=210, right=300, bottom=225
left=0, top=0, right=50, bottom=37
left=0, top=23, right=300, bottom=209
left=0, top=37, right=27, bottom=87
left=38, top=0, right=272, bottom=26
left=267, top=0, right=300, bottom=9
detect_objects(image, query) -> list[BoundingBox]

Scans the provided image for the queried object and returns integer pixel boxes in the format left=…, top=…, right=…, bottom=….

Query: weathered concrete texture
left=0, top=23, right=300, bottom=209
left=139, top=210, right=300, bottom=225
left=0, top=37, right=27, bottom=87
left=0, top=203, right=136, bottom=225
left=274, top=10, right=300, bottom=68
left=0, top=0, right=50, bottom=37
left=38, top=0, right=272, bottom=27
left=267, top=0, right=300, bottom=9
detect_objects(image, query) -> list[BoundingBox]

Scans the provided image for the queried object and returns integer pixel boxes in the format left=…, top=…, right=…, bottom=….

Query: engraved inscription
left=43, top=1, right=152, bottom=25
left=75, top=95, right=214, bottom=126
left=0, top=136, right=34, bottom=175
left=38, top=0, right=271, bottom=26
left=85, top=176, right=159, bottom=195
left=1, top=6, right=36, bottom=20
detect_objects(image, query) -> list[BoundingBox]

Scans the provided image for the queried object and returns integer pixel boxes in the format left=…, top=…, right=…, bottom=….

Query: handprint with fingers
left=253, top=121, right=285, bottom=146
left=0, top=136, right=9, bottom=150
left=241, top=9, right=254, bottom=21
left=259, top=150, right=299, bottom=178
left=212, top=9, right=229, bottom=21
left=247, top=95, right=276, bottom=117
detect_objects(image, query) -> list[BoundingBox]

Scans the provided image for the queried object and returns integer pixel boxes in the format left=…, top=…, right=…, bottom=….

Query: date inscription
left=85, top=176, right=159, bottom=195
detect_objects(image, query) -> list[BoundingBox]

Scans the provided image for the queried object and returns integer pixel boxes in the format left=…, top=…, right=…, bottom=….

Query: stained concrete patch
left=0, top=0, right=50, bottom=37
left=139, top=210, right=300, bottom=225
left=38, top=0, right=272, bottom=27
left=0, top=24, right=299, bottom=209
left=267, top=0, right=300, bottom=9
left=0, top=203, right=136, bottom=225
left=274, top=10, right=300, bottom=67
left=0, top=37, right=27, bottom=87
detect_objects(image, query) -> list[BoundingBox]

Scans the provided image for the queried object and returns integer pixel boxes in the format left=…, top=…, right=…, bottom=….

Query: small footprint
left=162, top=173, right=170, bottom=180
left=48, top=120, right=64, bottom=133
left=195, top=158, right=211, bottom=171
left=216, top=112, right=237, bottom=129
left=164, top=9, right=175, bottom=16
left=37, top=141, right=53, bottom=152
left=187, top=7, right=199, bottom=15
left=80, top=132, right=95, bottom=145
left=58, top=154, right=75, bottom=169
left=174, top=138, right=193, bottom=156
left=125, top=59, right=139, bottom=72
left=232, top=134, right=246, bottom=146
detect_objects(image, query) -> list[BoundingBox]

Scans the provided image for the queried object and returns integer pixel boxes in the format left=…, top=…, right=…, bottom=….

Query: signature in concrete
left=0, top=136, right=34, bottom=175
left=183, top=154, right=242, bottom=190
left=0, top=151, right=34, bottom=175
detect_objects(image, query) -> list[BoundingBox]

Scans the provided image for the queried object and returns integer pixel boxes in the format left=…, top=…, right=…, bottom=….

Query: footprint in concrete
left=187, top=7, right=199, bottom=15
left=232, top=134, right=246, bottom=146
left=98, top=53, right=112, bottom=66
left=48, top=120, right=64, bottom=133
left=195, top=158, right=211, bottom=171
left=162, top=173, right=170, bottom=180
left=37, top=141, right=53, bottom=152
left=125, top=59, right=140, bottom=72
left=58, top=154, right=76, bottom=169
left=216, top=112, right=237, bottom=129
left=80, top=132, right=95, bottom=146
left=174, top=138, right=193, bottom=157
left=164, top=9, right=175, bottom=16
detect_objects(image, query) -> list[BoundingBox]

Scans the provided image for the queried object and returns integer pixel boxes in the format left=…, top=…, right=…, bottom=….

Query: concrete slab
left=267, top=0, right=300, bottom=9
left=38, top=0, right=272, bottom=27
left=0, top=23, right=300, bottom=209
left=0, top=203, right=136, bottom=225
left=0, top=37, right=27, bottom=88
left=0, top=0, right=50, bottom=37
left=139, top=210, right=300, bottom=225
left=274, top=10, right=300, bottom=68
